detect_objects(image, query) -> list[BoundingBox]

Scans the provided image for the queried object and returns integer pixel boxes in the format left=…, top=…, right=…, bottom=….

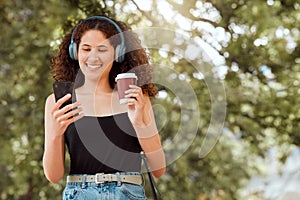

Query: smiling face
left=78, top=30, right=115, bottom=81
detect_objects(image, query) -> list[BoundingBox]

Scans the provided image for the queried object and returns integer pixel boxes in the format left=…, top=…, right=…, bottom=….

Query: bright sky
left=132, top=0, right=228, bottom=79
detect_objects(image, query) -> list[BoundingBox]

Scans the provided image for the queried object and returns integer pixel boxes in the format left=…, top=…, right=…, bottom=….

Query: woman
left=43, top=15, right=166, bottom=199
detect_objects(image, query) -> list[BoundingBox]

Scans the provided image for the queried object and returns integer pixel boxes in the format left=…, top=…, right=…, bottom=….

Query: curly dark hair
left=50, top=15, right=157, bottom=97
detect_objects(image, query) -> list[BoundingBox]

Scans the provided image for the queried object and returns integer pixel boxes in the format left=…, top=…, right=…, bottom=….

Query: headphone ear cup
left=115, top=45, right=126, bottom=63
left=72, top=42, right=78, bottom=60
left=115, top=45, right=120, bottom=62
left=68, top=42, right=78, bottom=60
left=119, top=45, right=126, bottom=63
left=68, top=42, right=74, bottom=60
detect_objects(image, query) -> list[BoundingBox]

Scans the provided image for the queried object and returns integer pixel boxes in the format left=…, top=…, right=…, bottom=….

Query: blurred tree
left=115, top=0, right=300, bottom=199
left=0, top=0, right=78, bottom=199
left=158, top=0, right=300, bottom=199
left=0, top=0, right=299, bottom=199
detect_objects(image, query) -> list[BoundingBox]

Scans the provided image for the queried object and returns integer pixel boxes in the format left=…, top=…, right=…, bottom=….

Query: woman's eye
left=98, top=49, right=107, bottom=52
left=82, top=48, right=90, bottom=52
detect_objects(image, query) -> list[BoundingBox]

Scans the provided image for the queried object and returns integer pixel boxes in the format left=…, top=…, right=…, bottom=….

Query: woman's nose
left=87, top=48, right=101, bottom=62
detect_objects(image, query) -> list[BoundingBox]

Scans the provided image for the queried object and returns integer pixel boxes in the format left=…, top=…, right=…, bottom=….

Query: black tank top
left=64, top=112, right=142, bottom=175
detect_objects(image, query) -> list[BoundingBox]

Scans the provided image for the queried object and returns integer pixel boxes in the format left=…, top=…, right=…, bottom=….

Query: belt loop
left=81, top=174, right=87, bottom=188
left=116, top=172, right=121, bottom=186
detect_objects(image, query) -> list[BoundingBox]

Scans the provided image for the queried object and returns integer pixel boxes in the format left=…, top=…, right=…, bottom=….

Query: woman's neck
left=78, top=77, right=113, bottom=94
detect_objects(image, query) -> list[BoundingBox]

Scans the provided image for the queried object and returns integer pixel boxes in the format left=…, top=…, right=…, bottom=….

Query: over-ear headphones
left=68, top=16, right=126, bottom=63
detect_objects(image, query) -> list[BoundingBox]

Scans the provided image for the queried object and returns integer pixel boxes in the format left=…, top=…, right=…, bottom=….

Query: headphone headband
left=68, top=16, right=126, bottom=62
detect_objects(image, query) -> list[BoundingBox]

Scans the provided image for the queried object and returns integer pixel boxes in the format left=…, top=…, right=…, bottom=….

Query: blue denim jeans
left=62, top=172, right=147, bottom=200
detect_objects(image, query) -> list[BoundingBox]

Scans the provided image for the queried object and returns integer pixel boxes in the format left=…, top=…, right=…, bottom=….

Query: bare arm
left=42, top=93, right=83, bottom=183
left=134, top=101, right=166, bottom=178
left=126, top=85, right=166, bottom=178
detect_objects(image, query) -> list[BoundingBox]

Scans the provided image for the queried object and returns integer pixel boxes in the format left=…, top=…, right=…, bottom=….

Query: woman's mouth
left=87, top=64, right=103, bottom=70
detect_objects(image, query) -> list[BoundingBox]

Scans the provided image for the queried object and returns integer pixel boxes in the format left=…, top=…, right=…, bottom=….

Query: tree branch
left=130, top=0, right=160, bottom=25
left=166, top=0, right=219, bottom=27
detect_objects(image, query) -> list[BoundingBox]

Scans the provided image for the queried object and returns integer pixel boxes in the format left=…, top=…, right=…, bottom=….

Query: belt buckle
left=95, top=173, right=104, bottom=184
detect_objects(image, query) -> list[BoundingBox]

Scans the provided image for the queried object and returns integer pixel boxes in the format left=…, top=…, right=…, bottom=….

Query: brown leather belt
left=67, top=173, right=143, bottom=185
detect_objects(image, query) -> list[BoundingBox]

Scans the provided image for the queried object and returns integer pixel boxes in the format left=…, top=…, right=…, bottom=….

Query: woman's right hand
left=44, top=93, right=83, bottom=183
left=50, top=93, right=84, bottom=136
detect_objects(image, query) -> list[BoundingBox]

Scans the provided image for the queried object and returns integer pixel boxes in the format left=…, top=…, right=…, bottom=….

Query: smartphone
left=53, top=81, right=76, bottom=109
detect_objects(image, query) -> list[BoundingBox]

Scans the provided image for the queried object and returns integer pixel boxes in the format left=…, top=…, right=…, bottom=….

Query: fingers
left=53, top=104, right=83, bottom=127
left=52, top=93, right=77, bottom=112
left=53, top=93, right=71, bottom=110
left=52, top=93, right=83, bottom=123
left=60, top=101, right=81, bottom=114
left=124, top=85, right=142, bottom=94
left=62, top=105, right=83, bottom=120
left=64, top=110, right=84, bottom=126
left=126, top=98, right=137, bottom=106
left=124, top=85, right=145, bottom=106
left=47, top=93, right=83, bottom=135
left=124, top=85, right=142, bottom=98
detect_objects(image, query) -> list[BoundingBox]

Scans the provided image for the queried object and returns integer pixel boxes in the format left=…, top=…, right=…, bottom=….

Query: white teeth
left=87, top=65, right=102, bottom=69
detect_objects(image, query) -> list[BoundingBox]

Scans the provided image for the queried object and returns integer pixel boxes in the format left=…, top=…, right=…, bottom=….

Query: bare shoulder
left=46, top=93, right=55, bottom=103
left=45, top=93, right=56, bottom=110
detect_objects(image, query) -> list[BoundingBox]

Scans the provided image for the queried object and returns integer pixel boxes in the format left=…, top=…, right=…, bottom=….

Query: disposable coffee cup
left=115, top=73, right=138, bottom=104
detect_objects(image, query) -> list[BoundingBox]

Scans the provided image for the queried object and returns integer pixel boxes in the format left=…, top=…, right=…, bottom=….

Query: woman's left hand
left=124, top=85, right=147, bottom=126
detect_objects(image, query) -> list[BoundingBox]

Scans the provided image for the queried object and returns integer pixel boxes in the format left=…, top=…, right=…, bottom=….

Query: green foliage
left=1, top=0, right=300, bottom=199
left=0, top=0, right=76, bottom=199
